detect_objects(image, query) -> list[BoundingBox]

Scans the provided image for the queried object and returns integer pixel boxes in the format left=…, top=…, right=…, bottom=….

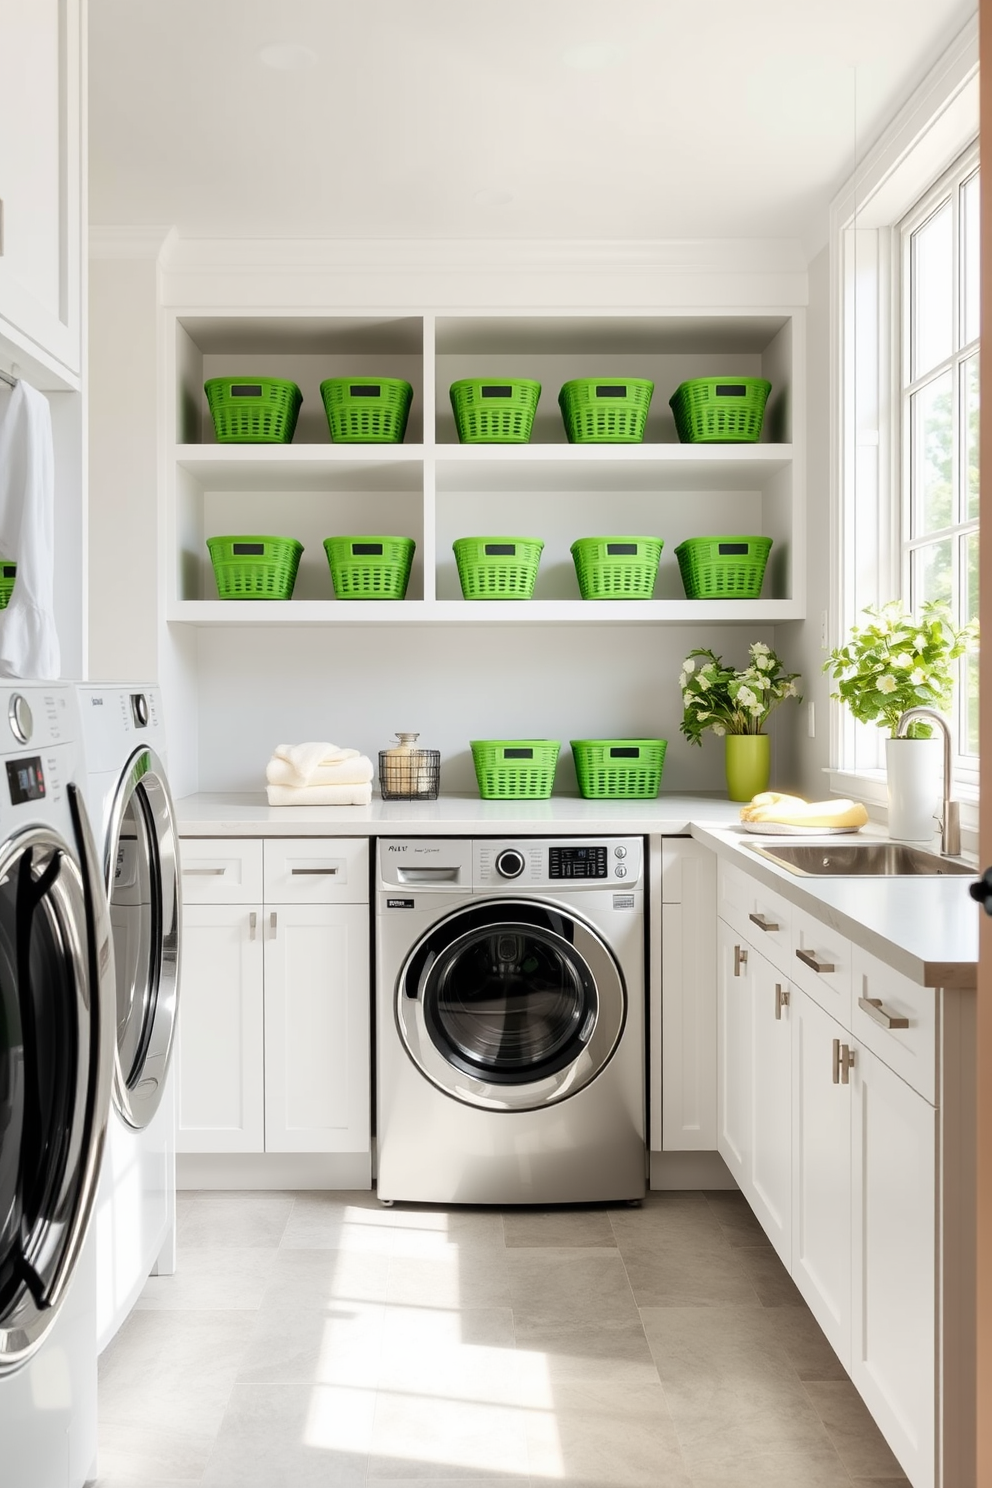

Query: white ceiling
left=88, top=0, right=976, bottom=249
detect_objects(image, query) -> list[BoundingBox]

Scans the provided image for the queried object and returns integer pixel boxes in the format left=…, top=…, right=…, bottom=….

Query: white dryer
left=0, top=683, right=116, bottom=1488
left=376, top=837, right=646, bottom=1205
left=74, top=684, right=180, bottom=1353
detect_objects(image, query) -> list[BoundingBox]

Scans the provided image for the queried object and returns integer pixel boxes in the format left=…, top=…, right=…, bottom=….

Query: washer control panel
left=475, top=838, right=642, bottom=890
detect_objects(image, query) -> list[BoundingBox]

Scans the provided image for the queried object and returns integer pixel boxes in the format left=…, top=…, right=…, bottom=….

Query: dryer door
left=105, top=746, right=180, bottom=1130
left=397, top=899, right=627, bottom=1112
left=0, top=797, right=114, bottom=1370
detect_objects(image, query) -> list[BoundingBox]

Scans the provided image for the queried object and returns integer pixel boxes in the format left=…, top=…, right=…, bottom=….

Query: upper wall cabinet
left=0, top=0, right=82, bottom=387
left=166, top=309, right=804, bottom=626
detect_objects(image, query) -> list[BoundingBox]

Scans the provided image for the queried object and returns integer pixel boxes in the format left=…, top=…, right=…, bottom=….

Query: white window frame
left=828, top=17, right=979, bottom=823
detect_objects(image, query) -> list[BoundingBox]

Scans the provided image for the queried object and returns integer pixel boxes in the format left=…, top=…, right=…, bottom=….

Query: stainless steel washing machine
left=376, top=837, right=645, bottom=1205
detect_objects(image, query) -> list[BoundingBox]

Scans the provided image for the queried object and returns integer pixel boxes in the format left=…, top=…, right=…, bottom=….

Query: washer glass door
left=399, top=900, right=626, bottom=1111
left=107, top=748, right=180, bottom=1130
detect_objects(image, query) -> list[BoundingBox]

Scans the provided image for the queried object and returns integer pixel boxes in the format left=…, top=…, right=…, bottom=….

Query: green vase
left=724, top=734, right=771, bottom=802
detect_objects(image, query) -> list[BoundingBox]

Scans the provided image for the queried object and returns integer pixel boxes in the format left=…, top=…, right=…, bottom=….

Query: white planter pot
left=885, top=736, right=943, bottom=842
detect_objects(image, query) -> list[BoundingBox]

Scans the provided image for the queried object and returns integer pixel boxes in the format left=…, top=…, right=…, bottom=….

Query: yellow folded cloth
left=265, top=755, right=373, bottom=788
left=740, top=791, right=869, bottom=828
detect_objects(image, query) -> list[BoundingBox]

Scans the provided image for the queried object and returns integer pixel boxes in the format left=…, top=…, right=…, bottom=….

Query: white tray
left=740, top=820, right=865, bottom=836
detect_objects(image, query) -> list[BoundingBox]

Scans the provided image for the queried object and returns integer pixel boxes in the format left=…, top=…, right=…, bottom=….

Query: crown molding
left=89, top=225, right=177, bottom=260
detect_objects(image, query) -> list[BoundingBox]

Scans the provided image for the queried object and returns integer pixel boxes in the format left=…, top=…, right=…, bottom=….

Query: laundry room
left=0, top=2, right=988, bottom=1486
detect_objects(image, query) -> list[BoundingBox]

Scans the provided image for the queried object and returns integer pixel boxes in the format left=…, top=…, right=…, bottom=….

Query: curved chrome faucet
left=894, top=707, right=961, bottom=857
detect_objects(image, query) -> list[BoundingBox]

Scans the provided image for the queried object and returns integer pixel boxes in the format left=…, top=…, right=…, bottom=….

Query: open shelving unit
left=165, top=312, right=805, bottom=625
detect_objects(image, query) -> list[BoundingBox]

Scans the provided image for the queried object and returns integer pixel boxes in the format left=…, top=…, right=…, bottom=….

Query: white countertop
left=174, top=791, right=980, bottom=988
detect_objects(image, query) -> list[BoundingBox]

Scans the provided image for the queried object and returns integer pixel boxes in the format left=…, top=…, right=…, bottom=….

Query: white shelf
left=434, top=443, right=793, bottom=492
left=167, top=598, right=804, bottom=626
left=175, top=444, right=424, bottom=492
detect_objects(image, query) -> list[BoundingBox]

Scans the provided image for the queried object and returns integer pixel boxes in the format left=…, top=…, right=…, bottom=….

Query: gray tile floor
left=95, top=1189, right=910, bottom=1488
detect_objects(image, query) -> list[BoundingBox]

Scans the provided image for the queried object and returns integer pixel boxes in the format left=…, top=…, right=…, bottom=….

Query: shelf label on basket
left=504, top=748, right=533, bottom=759
left=596, top=385, right=627, bottom=397
left=481, top=385, right=513, bottom=397
left=609, top=747, right=640, bottom=758
left=232, top=542, right=265, bottom=555
left=350, top=385, right=381, bottom=397
left=606, top=543, right=638, bottom=555
left=715, top=384, right=746, bottom=396
left=485, top=544, right=516, bottom=556
left=2, top=566, right=15, bottom=578
left=718, top=542, right=749, bottom=555
left=230, top=384, right=263, bottom=398
left=352, top=543, right=384, bottom=555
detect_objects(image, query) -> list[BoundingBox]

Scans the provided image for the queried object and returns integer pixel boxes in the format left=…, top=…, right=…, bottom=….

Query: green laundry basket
left=571, top=739, right=668, bottom=799
left=319, top=377, right=413, bottom=443
left=570, top=537, right=663, bottom=599
left=669, top=377, right=771, bottom=443
left=470, top=740, right=561, bottom=799
left=323, top=536, right=415, bottom=599
left=450, top=379, right=541, bottom=443
left=453, top=537, right=544, bottom=599
left=674, top=535, right=773, bottom=599
left=558, top=378, right=654, bottom=443
left=204, top=377, right=302, bottom=443
left=0, top=561, right=15, bottom=610
left=207, top=535, right=303, bottom=599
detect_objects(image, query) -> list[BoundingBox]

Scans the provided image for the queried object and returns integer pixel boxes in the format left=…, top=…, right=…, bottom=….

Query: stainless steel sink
left=747, top=842, right=974, bottom=877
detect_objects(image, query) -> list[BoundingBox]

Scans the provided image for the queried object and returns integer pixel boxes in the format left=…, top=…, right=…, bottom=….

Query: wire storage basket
left=470, top=740, right=561, bottom=800
left=453, top=537, right=544, bottom=599
left=449, top=379, right=541, bottom=443
left=570, top=537, right=663, bottom=599
left=319, top=377, right=414, bottom=443
left=378, top=749, right=441, bottom=800
left=558, top=378, right=654, bottom=443
left=674, top=535, right=773, bottom=599
left=207, top=535, right=303, bottom=600
left=323, top=536, right=415, bottom=600
left=669, top=377, right=771, bottom=443
left=571, top=739, right=668, bottom=799
left=0, top=560, right=16, bottom=610
left=204, top=377, right=302, bottom=444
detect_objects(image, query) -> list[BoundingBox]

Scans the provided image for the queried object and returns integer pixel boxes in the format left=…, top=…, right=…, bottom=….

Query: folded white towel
left=273, top=742, right=360, bottom=780
left=266, top=782, right=373, bottom=807
left=266, top=756, right=374, bottom=788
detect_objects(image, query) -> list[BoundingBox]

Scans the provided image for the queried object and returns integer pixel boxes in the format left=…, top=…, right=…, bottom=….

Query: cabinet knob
left=749, top=911, right=780, bottom=933
left=796, top=946, right=835, bottom=975
left=774, top=983, right=790, bottom=1020
left=831, top=1038, right=856, bottom=1084
left=858, top=995, right=909, bottom=1030
left=270, top=910, right=278, bottom=936
left=249, top=911, right=257, bottom=940
left=734, top=944, right=748, bottom=977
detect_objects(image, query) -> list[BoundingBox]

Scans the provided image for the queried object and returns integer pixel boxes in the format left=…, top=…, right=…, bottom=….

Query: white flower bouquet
left=679, top=643, right=802, bottom=746
left=823, top=600, right=977, bottom=737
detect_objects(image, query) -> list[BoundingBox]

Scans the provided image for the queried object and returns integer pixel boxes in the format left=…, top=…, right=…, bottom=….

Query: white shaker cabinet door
left=0, top=0, right=81, bottom=378
left=747, top=953, right=793, bottom=1269
left=176, top=904, right=265, bottom=1154
left=660, top=842, right=717, bottom=1151
left=263, top=903, right=370, bottom=1154
left=851, top=1043, right=936, bottom=1488
left=791, top=988, right=852, bottom=1368
left=716, top=918, right=751, bottom=1190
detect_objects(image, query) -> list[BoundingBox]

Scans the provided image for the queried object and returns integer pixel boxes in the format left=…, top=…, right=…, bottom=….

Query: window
left=900, top=152, right=979, bottom=776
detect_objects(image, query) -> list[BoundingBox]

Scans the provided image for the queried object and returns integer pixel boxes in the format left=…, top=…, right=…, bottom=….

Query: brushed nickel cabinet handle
left=734, top=944, right=748, bottom=976
left=249, top=911, right=257, bottom=941
left=749, top=911, right=780, bottom=933
left=270, top=910, right=278, bottom=936
left=774, top=984, right=790, bottom=1020
left=858, top=996, right=909, bottom=1030
left=832, top=1038, right=855, bottom=1084
left=291, top=867, right=339, bottom=875
left=184, top=866, right=226, bottom=875
left=796, top=947, right=835, bottom=974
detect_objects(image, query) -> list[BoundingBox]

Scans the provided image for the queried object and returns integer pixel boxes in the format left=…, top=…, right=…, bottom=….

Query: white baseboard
left=649, top=1150, right=738, bottom=1190
left=176, top=1152, right=373, bottom=1191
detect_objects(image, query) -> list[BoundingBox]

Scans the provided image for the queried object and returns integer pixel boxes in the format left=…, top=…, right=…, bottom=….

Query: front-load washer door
left=105, top=747, right=180, bottom=1130
left=0, top=796, right=114, bottom=1370
left=397, top=899, right=626, bottom=1112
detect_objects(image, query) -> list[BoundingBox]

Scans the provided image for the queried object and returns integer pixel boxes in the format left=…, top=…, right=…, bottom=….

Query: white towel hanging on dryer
left=0, top=379, right=60, bottom=679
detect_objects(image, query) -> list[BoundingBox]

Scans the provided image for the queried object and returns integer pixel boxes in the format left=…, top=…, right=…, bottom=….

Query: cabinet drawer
left=717, top=862, right=794, bottom=975
left=791, top=908, right=852, bottom=1026
left=180, top=838, right=263, bottom=903
left=263, top=838, right=369, bottom=904
left=851, top=946, right=937, bottom=1106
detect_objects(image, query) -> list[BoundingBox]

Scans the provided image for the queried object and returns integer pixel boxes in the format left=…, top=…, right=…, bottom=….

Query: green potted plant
left=679, top=642, right=802, bottom=801
left=823, top=599, right=978, bottom=839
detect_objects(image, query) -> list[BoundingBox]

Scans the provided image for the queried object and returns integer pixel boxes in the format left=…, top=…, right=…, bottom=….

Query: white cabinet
left=716, top=919, right=750, bottom=1188
left=177, top=836, right=370, bottom=1158
left=166, top=312, right=804, bottom=626
left=0, top=0, right=81, bottom=382
left=790, top=987, right=852, bottom=1365
left=656, top=838, right=717, bottom=1152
